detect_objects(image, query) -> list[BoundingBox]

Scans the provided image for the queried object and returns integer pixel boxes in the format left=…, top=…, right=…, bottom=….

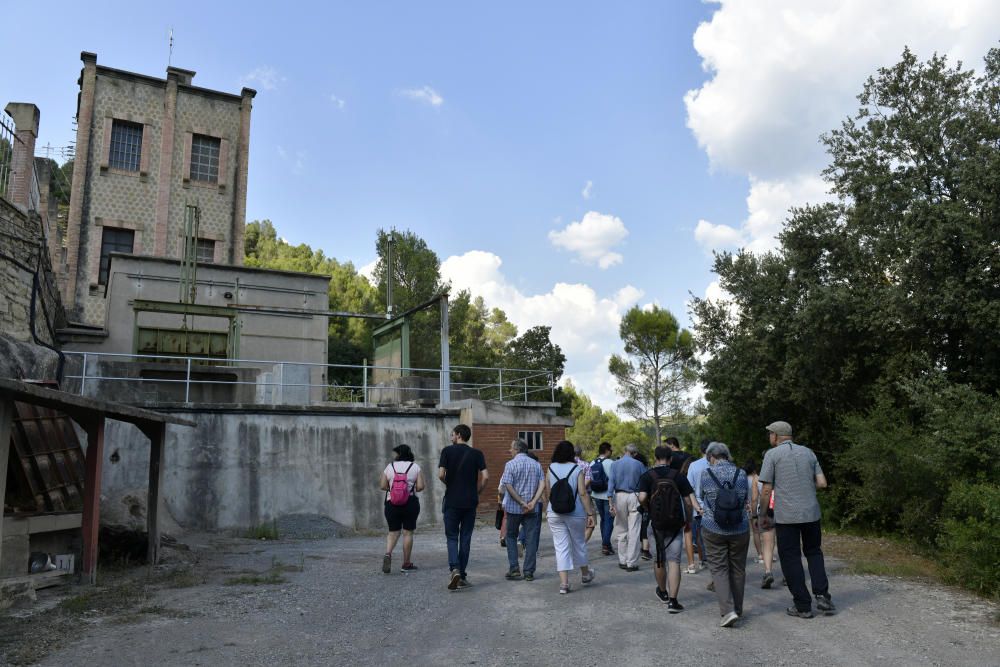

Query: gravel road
left=19, top=521, right=1000, bottom=667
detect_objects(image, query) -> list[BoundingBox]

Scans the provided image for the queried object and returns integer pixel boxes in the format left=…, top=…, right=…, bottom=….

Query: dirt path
left=5, top=525, right=999, bottom=666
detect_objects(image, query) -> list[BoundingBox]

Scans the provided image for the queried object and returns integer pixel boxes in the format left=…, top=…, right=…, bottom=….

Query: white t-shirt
left=384, top=461, right=421, bottom=500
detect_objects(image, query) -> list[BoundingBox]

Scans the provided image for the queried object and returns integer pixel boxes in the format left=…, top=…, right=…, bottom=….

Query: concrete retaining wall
left=99, top=406, right=459, bottom=532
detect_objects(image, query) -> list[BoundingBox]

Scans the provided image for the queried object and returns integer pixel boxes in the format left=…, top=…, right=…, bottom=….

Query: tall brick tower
left=61, top=52, right=255, bottom=326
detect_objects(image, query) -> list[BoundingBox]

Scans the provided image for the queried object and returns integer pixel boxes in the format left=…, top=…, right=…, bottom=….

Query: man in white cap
left=758, top=421, right=835, bottom=619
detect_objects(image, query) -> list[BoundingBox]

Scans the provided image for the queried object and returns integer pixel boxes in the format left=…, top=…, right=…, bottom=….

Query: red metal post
left=81, top=417, right=105, bottom=584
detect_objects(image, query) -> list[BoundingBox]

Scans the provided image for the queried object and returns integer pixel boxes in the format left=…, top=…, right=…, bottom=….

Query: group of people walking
left=377, top=420, right=835, bottom=626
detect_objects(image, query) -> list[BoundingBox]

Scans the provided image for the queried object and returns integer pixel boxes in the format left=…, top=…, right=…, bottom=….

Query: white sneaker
left=720, top=611, right=739, bottom=628
left=685, top=564, right=698, bottom=575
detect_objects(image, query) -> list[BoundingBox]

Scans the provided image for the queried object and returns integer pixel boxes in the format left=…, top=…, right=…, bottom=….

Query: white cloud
left=358, top=258, right=378, bottom=283
left=329, top=94, right=346, bottom=110
left=582, top=180, right=593, bottom=200
left=276, top=145, right=306, bottom=175
left=685, top=0, right=1000, bottom=254
left=240, top=66, right=284, bottom=91
left=398, top=85, right=444, bottom=107
left=694, top=219, right=745, bottom=252
left=441, top=250, right=637, bottom=410
left=548, top=211, right=628, bottom=269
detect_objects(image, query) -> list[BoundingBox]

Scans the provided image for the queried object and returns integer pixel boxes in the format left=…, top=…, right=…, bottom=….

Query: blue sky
left=5, top=1, right=996, bottom=408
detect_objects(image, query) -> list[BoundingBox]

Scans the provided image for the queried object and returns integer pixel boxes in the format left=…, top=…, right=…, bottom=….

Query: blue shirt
left=607, top=455, right=645, bottom=495
left=687, top=456, right=710, bottom=507
left=699, top=461, right=750, bottom=535
left=499, top=453, right=544, bottom=515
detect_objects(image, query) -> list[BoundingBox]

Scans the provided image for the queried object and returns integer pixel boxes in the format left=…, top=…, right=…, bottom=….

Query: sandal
left=559, top=584, right=570, bottom=594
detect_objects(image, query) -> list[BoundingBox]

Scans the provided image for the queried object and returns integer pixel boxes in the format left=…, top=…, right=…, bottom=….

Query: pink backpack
left=389, top=463, right=414, bottom=506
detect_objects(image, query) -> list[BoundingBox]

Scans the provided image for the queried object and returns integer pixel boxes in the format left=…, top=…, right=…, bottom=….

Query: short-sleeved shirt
left=589, top=457, right=614, bottom=500
left=638, top=465, right=695, bottom=521
left=499, top=453, right=544, bottom=515
left=686, top=456, right=710, bottom=507
left=759, top=441, right=823, bottom=524
left=575, top=458, right=594, bottom=484
left=383, top=461, right=421, bottom=502
left=438, top=444, right=487, bottom=510
left=669, top=450, right=692, bottom=472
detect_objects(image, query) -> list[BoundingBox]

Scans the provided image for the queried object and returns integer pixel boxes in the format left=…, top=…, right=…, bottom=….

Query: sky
left=4, top=1, right=998, bottom=410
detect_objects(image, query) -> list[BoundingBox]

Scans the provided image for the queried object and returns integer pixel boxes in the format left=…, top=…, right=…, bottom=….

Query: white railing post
left=523, top=377, right=527, bottom=401
left=185, top=357, right=192, bottom=403
left=550, top=373, right=555, bottom=402
left=363, top=359, right=368, bottom=406
left=498, top=367, right=503, bottom=401
left=278, top=362, right=285, bottom=404
left=80, top=352, right=88, bottom=395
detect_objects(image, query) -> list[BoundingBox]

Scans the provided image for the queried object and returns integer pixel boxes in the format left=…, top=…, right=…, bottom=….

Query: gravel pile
left=275, top=514, right=347, bottom=540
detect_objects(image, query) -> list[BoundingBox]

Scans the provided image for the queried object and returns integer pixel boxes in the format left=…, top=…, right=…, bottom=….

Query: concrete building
left=60, top=254, right=331, bottom=404
left=61, top=52, right=255, bottom=327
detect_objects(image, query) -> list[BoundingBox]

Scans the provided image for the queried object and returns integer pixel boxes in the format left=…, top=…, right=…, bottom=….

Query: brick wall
left=471, top=423, right=566, bottom=516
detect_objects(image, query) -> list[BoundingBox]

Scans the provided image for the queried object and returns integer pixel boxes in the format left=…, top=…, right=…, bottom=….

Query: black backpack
left=648, top=467, right=686, bottom=533
left=549, top=465, right=579, bottom=514
left=706, top=467, right=744, bottom=529
left=589, top=457, right=609, bottom=493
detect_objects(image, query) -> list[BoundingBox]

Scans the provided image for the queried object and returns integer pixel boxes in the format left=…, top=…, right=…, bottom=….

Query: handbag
left=494, top=507, right=504, bottom=530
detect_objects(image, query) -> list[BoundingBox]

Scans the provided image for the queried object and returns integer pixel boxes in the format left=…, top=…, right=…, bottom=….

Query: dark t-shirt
left=669, top=450, right=692, bottom=471
left=438, top=444, right=487, bottom=510
left=639, top=464, right=695, bottom=497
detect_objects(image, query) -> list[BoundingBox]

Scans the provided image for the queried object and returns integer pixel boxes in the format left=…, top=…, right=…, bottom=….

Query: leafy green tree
left=505, top=325, right=566, bottom=390
left=691, top=46, right=1000, bottom=457
left=689, top=47, right=1000, bottom=596
left=372, top=229, right=446, bottom=369
left=564, top=382, right=654, bottom=459
left=244, top=220, right=379, bottom=388
left=609, top=306, right=697, bottom=444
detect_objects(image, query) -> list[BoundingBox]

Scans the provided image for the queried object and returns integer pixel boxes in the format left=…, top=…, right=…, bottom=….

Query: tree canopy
left=609, top=305, right=697, bottom=443
left=689, top=47, right=1000, bottom=596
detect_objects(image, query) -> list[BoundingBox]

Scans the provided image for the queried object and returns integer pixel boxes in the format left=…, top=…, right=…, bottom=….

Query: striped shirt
left=499, top=453, right=544, bottom=515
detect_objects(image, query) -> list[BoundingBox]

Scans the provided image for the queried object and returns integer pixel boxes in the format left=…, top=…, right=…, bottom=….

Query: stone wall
left=0, top=196, right=64, bottom=349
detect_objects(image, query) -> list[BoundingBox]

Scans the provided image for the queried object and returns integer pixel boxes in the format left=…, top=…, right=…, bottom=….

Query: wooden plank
left=145, top=423, right=167, bottom=567
left=81, top=418, right=105, bottom=584
left=0, top=378, right=196, bottom=428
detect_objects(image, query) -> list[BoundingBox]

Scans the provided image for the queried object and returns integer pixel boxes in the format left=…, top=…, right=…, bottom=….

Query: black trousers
left=775, top=520, right=830, bottom=611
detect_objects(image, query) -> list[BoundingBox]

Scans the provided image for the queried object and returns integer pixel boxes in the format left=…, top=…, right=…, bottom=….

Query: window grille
left=109, top=120, right=143, bottom=171
left=190, top=134, right=221, bottom=183
left=518, top=431, right=544, bottom=450
left=99, top=228, right=135, bottom=285
left=196, top=238, right=215, bottom=264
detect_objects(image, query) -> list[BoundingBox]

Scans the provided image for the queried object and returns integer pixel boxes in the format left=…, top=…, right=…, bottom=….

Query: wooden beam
left=143, top=422, right=167, bottom=568
left=81, top=418, right=105, bottom=584
left=0, top=399, right=14, bottom=578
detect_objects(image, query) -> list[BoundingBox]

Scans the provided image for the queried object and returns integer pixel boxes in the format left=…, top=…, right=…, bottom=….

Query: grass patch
left=152, top=567, right=203, bottom=589
left=270, top=554, right=304, bottom=573
left=825, top=532, right=941, bottom=580
left=58, top=580, right=148, bottom=615
left=244, top=520, right=279, bottom=541
left=224, top=571, right=287, bottom=586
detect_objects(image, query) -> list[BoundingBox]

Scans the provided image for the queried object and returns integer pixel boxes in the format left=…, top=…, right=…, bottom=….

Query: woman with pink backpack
left=379, top=444, right=426, bottom=574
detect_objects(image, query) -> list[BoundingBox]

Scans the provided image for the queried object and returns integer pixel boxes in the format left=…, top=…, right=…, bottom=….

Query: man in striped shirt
left=499, top=438, right=545, bottom=581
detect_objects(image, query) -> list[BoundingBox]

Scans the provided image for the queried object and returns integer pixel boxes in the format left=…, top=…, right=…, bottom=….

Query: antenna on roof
left=168, top=28, right=174, bottom=67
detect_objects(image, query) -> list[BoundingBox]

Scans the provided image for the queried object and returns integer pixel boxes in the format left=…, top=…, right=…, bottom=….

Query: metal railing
left=0, top=112, right=17, bottom=201
left=0, top=109, right=40, bottom=211
left=60, top=351, right=557, bottom=406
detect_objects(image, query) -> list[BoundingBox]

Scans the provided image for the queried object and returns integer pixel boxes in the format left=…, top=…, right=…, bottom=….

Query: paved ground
left=6, top=521, right=1000, bottom=666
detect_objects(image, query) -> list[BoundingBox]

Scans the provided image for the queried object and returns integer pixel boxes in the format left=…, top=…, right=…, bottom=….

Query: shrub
left=939, top=482, right=1000, bottom=599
